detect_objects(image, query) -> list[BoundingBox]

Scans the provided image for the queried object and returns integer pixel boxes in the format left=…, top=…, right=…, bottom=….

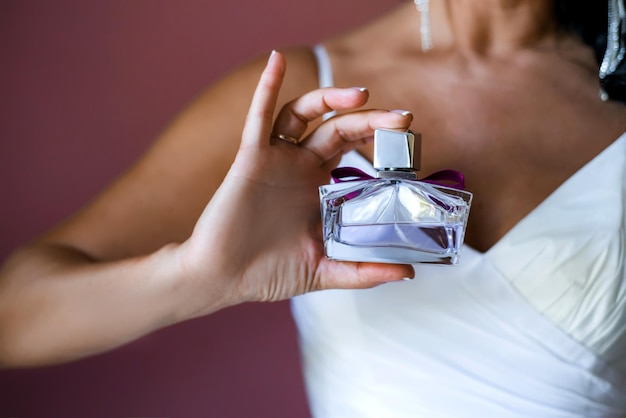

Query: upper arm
left=40, top=47, right=320, bottom=261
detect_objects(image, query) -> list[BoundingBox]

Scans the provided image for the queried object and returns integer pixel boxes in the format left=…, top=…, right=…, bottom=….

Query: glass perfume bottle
left=319, top=129, right=472, bottom=265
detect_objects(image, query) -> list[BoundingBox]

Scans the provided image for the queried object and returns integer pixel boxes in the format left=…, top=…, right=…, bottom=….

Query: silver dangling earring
left=599, top=0, right=626, bottom=100
left=414, top=0, right=433, bottom=51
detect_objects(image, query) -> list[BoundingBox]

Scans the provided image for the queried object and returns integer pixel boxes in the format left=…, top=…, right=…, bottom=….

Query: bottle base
left=325, top=239, right=459, bottom=265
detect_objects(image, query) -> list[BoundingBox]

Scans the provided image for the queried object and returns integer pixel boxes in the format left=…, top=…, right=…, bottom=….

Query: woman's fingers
left=315, top=260, right=415, bottom=291
left=240, top=50, right=287, bottom=148
left=241, top=53, right=413, bottom=161
left=301, top=109, right=413, bottom=164
left=271, top=83, right=412, bottom=162
left=271, top=87, right=370, bottom=141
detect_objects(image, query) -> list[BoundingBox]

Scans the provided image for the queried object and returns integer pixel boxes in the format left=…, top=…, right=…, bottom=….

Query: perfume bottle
left=319, top=129, right=472, bottom=265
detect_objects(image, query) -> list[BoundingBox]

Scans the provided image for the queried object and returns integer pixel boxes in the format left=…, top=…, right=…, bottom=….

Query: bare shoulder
left=40, top=46, right=320, bottom=261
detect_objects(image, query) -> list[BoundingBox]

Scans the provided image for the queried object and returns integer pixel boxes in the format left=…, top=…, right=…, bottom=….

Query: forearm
left=0, top=242, right=223, bottom=368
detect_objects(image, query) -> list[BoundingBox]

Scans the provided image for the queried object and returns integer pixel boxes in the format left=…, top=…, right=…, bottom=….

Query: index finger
left=240, top=50, right=287, bottom=148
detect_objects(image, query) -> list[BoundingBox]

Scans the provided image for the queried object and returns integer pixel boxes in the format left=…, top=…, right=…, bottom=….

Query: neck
left=430, top=0, right=559, bottom=55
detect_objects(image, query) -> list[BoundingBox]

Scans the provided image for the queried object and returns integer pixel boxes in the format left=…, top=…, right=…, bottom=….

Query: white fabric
left=313, top=44, right=334, bottom=89
left=313, top=44, right=337, bottom=121
left=292, top=44, right=626, bottom=417
left=487, top=133, right=626, bottom=372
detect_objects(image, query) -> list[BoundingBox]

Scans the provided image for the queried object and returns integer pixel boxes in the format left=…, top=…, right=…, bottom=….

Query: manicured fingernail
left=391, top=109, right=412, bottom=116
left=401, top=277, right=414, bottom=281
left=352, top=87, right=368, bottom=92
left=268, top=49, right=277, bottom=62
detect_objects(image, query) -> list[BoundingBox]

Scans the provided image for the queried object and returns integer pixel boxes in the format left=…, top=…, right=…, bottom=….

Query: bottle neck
left=376, top=169, right=418, bottom=180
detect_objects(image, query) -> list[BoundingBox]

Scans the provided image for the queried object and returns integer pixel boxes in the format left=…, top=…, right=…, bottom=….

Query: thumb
left=315, top=260, right=415, bottom=290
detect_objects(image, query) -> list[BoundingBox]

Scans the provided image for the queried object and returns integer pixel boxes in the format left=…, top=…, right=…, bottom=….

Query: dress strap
left=313, top=44, right=337, bottom=121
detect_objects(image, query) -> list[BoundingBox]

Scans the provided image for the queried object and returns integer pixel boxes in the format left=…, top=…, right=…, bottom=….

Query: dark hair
left=554, top=0, right=626, bottom=103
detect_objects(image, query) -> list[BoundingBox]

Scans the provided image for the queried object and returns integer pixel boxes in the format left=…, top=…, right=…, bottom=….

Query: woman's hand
left=0, top=50, right=413, bottom=367
left=178, top=51, right=414, bottom=313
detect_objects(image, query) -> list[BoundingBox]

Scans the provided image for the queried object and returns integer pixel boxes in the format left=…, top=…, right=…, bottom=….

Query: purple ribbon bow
left=330, top=167, right=466, bottom=190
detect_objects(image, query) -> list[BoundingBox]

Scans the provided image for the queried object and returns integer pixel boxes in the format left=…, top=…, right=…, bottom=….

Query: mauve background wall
left=0, top=1, right=400, bottom=417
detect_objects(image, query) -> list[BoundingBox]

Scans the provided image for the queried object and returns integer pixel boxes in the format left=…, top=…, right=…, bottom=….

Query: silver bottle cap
left=373, top=129, right=421, bottom=171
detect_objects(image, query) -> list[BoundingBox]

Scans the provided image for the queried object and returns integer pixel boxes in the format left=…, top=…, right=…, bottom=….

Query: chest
left=341, top=65, right=626, bottom=251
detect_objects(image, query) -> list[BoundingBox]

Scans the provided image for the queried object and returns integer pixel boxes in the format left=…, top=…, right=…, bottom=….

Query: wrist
left=158, top=241, right=238, bottom=323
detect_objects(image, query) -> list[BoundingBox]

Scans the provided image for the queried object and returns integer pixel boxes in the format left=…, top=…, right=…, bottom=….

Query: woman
left=291, top=1, right=626, bottom=416
left=1, top=0, right=625, bottom=416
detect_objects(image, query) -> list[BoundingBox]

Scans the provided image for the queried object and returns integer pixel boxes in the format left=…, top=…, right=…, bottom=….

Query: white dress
left=290, top=45, right=626, bottom=417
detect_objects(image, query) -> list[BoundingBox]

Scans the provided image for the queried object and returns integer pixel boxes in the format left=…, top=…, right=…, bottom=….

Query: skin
left=1, top=0, right=625, bottom=367
left=327, top=1, right=626, bottom=252
left=0, top=52, right=413, bottom=367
